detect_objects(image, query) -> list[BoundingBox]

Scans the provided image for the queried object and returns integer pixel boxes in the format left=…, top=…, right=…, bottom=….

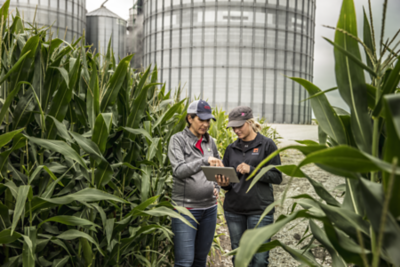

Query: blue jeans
left=224, top=211, right=274, bottom=267
left=171, top=205, right=217, bottom=267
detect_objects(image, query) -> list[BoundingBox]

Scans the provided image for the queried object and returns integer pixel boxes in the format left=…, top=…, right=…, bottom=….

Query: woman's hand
left=237, top=163, right=251, bottom=174
left=215, top=175, right=230, bottom=187
left=213, top=188, right=219, bottom=199
left=208, top=156, right=223, bottom=167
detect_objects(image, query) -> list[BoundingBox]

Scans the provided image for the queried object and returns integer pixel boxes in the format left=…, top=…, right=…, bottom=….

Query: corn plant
left=0, top=1, right=194, bottom=266
left=227, top=0, right=400, bottom=266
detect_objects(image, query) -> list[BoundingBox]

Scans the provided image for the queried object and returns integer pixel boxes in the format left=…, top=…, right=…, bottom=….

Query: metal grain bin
left=142, top=0, right=316, bottom=124
left=0, top=0, right=86, bottom=43
left=86, top=4, right=127, bottom=63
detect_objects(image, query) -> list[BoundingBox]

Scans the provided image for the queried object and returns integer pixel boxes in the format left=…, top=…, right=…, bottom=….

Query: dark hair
left=186, top=114, right=210, bottom=142
left=186, top=114, right=197, bottom=128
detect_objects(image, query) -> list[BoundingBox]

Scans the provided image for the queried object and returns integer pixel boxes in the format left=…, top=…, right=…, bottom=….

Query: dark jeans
left=224, top=211, right=274, bottom=267
left=171, top=205, right=217, bottom=267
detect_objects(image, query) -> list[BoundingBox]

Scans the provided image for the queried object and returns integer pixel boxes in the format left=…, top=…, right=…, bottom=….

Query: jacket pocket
left=256, top=183, right=272, bottom=204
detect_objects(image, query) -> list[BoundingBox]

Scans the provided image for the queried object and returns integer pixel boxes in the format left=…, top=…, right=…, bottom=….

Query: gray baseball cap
left=227, top=106, right=253, bottom=128
left=187, top=100, right=216, bottom=121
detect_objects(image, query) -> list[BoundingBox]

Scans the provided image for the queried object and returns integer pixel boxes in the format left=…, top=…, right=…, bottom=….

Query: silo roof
left=86, top=6, right=126, bottom=21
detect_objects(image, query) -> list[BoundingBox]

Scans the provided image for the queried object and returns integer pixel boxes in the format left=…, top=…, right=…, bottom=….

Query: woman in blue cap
left=168, top=99, right=222, bottom=267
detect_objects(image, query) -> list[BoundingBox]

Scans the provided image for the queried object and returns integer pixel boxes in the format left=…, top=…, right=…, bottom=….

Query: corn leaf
left=334, top=0, right=372, bottom=153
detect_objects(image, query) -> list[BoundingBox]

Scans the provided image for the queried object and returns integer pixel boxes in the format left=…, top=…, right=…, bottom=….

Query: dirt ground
left=209, top=140, right=344, bottom=267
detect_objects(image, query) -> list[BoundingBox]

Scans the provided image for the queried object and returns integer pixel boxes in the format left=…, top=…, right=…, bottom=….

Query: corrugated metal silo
left=142, top=0, right=316, bottom=124
left=86, top=4, right=127, bottom=63
left=0, top=0, right=86, bottom=43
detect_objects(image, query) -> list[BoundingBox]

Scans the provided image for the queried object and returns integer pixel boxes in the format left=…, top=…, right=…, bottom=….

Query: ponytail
left=246, top=118, right=262, bottom=133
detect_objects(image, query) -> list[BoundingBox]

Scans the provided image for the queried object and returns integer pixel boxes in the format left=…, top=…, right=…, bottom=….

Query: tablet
left=201, top=166, right=240, bottom=183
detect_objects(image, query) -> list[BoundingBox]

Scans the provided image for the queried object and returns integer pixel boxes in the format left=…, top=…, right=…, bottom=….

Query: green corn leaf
left=39, top=215, right=100, bottom=229
left=12, top=89, right=35, bottom=130
left=0, top=0, right=10, bottom=21
left=29, top=165, right=64, bottom=186
left=70, top=131, right=104, bottom=162
left=10, top=35, right=40, bottom=90
left=26, top=136, right=87, bottom=169
left=100, top=54, right=134, bottom=111
left=92, top=113, right=112, bottom=154
left=140, top=164, right=151, bottom=202
left=105, top=218, right=115, bottom=248
left=358, top=178, right=400, bottom=265
left=0, top=51, right=30, bottom=85
left=372, top=56, right=400, bottom=117
left=298, top=145, right=400, bottom=174
left=153, top=99, right=186, bottom=129
left=46, top=81, right=73, bottom=139
left=301, top=87, right=338, bottom=103
left=134, top=67, right=151, bottom=98
left=141, top=206, right=197, bottom=230
left=0, top=229, right=22, bottom=244
left=50, top=67, right=69, bottom=89
left=94, top=160, right=114, bottom=187
left=291, top=78, right=347, bottom=145
left=383, top=94, right=400, bottom=219
left=22, top=227, right=36, bottom=267
left=248, top=144, right=327, bottom=180
left=146, top=138, right=160, bottom=161
left=121, top=127, right=153, bottom=142
left=334, top=0, right=372, bottom=153
left=11, top=185, right=31, bottom=234
left=234, top=210, right=317, bottom=267
left=87, top=62, right=100, bottom=129
left=57, top=229, right=104, bottom=256
left=45, top=116, right=73, bottom=143
left=124, top=195, right=159, bottom=218
left=309, top=220, right=347, bottom=267
left=0, top=84, right=23, bottom=126
left=80, top=237, right=93, bottom=266
left=0, top=128, right=24, bottom=149
left=324, top=37, right=376, bottom=78
left=0, top=203, right=11, bottom=230
left=318, top=125, right=328, bottom=145
left=366, top=84, right=377, bottom=110
left=362, top=8, right=375, bottom=71
left=42, top=188, right=128, bottom=205
left=126, top=83, right=151, bottom=135
left=52, top=256, right=69, bottom=267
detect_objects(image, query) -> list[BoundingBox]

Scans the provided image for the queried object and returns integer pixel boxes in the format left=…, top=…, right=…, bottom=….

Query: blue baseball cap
left=187, top=100, right=216, bottom=121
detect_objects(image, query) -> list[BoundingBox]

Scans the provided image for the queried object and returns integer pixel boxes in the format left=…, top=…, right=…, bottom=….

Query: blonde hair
left=246, top=118, right=262, bottom=133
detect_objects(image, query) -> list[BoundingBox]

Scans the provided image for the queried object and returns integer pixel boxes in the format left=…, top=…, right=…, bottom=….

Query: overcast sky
left=87, top=0, right=400, bottom=111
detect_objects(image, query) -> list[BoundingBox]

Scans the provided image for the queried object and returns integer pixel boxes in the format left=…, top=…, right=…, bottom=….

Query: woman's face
left=188, top=116, right=210, bottom=137
left=232, top=122, right=251, bottom=139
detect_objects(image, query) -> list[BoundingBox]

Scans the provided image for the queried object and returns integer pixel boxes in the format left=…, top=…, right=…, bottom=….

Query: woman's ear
left=187, top=115, right=193, bottom=125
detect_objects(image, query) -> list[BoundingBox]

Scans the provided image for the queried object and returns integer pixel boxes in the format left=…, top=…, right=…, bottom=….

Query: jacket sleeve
left=168, top=135, right=209, bottom=179
left=249, top=139, right=282, bottom=185
left=221, top=146, right=233, bottom=191
left=211, top=138, right=221, bottom=191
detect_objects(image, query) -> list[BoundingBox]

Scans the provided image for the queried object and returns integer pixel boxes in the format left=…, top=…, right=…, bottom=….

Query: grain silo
left=86, top=2, right=127, bottom=63
left=142, top=0, right=316, bottom=124
left=1, top=0, right=86, bottom=43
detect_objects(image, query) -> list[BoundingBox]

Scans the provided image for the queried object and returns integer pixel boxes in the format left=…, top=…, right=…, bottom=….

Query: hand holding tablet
left=201, top=166, right=240, bottom=183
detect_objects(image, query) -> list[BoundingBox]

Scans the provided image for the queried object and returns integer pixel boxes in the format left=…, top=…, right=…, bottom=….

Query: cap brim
left=197, top=113, right=216, bottom=121
left=226, top=120, right=246, bottom=128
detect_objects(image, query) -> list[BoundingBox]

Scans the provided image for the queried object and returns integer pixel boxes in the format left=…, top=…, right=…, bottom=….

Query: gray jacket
left=168, top=128, right=220, bottom=208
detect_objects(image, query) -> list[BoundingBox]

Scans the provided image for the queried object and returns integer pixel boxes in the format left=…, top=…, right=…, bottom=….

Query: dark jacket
left=168, top=128, right=220, bottom=208
left=222, top=133, right=282, bottom=215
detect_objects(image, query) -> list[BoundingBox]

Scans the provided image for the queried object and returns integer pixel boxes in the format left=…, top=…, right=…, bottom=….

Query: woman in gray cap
left=216, top=106, right=282, bottom=267
left=168, top=99, right=222, bottom=267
